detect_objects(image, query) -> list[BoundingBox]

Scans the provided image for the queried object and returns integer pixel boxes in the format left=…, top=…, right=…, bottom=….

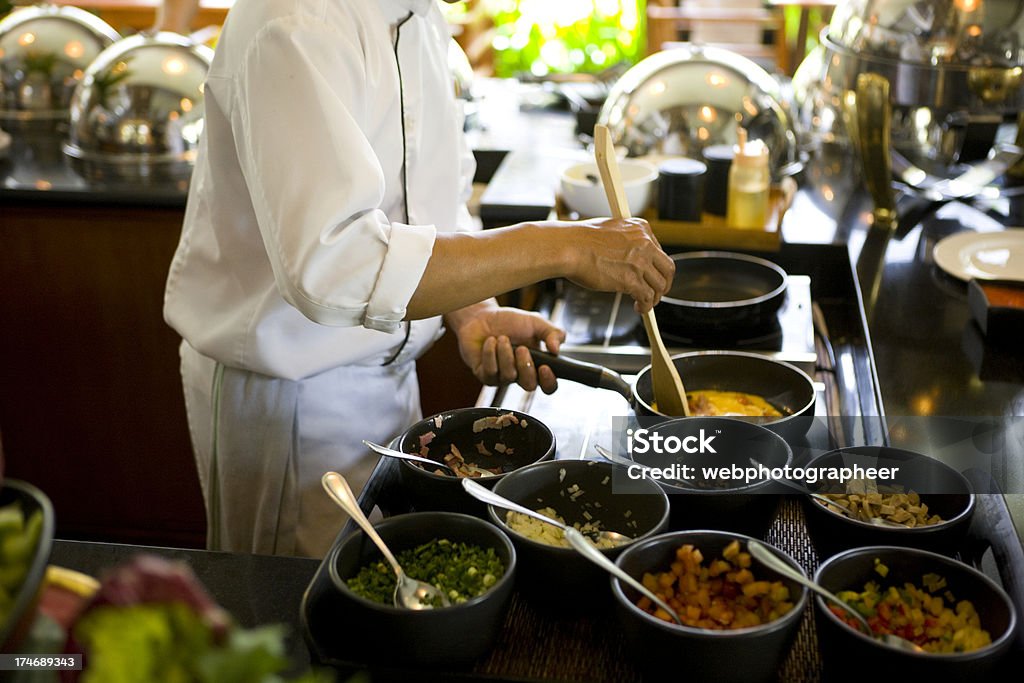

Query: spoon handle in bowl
left=747, top=541, right=873, bottom=636
left=461, top=478, right=569, bottom=531
left=565, top=528, right=683, bottom=626
left=322, top=471, right=404, bottom=578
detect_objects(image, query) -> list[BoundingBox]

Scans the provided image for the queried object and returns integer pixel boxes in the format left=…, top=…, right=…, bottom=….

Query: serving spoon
left=593, top=123, right=690, bottom=417
left=593, top=443, right=703, bottom=490
left=363, top=440, right=495, bottom=478
left=461, top=478, right=632, bottom=547
left=563, top=527, right=685, bottom=627
left=321, top=471, right=450, bottom=610
left=747, top=541, right=923, bottom=653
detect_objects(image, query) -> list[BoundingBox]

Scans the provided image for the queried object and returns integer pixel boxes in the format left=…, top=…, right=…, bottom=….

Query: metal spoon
left=593, top=443, right=702, bottom=490
left=321, top=471, right=450, bottom=610
left=747, top=541, right=923, bottom=653
left=363, top=440, right=495, bottom=478
left=563, top=527, right=685, bottom=627
left=461, top=478, right=633, bottom=547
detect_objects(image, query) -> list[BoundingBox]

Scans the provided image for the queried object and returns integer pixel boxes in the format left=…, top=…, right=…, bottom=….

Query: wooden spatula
left=592, top=124, right=691, bottom=417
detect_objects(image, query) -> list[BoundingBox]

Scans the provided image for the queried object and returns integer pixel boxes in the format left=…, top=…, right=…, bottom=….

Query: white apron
left=179, top=328, right=428, bottom=558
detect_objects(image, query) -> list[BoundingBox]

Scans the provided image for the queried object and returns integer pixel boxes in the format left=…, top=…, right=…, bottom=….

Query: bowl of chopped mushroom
left=801, top=446, right=975, bottom=559
left=395, top=407, right=556, bottom=516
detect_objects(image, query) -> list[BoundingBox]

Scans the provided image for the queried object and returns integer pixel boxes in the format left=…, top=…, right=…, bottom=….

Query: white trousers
left=179, top=341, right=421, bottom=558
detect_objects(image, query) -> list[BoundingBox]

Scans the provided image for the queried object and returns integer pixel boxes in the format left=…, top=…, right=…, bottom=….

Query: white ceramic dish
left=560, top=159, right=658, bottom=218
left=933, top=229, right=1024, bottom=282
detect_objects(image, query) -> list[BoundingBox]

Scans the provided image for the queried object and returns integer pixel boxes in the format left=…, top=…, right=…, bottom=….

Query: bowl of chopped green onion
left=327, top=511, right=516, bottom=665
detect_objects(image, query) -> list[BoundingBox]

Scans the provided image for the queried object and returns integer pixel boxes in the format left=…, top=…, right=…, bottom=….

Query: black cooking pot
left=528, top=349, right=816, bottom=442
left=655, top=252, right=788, bottom=335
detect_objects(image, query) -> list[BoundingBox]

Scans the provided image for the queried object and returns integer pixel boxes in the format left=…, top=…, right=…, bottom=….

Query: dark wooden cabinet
left=0, top=202, right=206, bottom=547
left=0, top=200, right=483, bottom=548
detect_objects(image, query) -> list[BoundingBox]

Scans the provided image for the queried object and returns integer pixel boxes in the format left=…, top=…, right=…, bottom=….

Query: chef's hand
left=447, top=303, right=566, bottom=394
left=565, top=217, right=675, bottom=314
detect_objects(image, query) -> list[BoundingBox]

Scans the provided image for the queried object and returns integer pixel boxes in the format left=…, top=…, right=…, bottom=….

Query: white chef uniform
left=164, top=0, right=476, bottom=557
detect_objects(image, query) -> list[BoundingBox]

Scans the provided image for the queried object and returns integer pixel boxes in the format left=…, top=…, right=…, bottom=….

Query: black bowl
left=327, top=511, right=516, bottom=666
left=801, top=446, right=975, bottom=558
left=624, top=417, right=793, bottom=537
left=488, top=460, right=669, bottom=603
left=814, top=546, right=1017, bottom=681
left=633, top=351, right=817, bottom=442
left=397, top=407, right=556, bottom=515
left=0, top=480, right=55, bottom=653
left=612, top=530, right=809, bottom=683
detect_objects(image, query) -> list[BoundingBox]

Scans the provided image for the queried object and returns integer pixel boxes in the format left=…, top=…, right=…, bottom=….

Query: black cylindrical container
left=656, top=157, right=706, bottom=222
left=701, top=144, right=734, bottom=217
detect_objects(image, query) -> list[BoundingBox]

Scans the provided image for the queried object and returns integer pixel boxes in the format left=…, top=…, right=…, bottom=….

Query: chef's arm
left=405, top=217, right=675, bottom=319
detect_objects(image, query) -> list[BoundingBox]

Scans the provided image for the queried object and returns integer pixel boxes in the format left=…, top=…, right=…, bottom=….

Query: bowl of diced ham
left=394, top=407, right=556, bottom=515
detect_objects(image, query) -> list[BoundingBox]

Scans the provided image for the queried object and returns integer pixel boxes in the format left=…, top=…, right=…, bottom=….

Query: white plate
left=932, top=229, right=1024, bottom=282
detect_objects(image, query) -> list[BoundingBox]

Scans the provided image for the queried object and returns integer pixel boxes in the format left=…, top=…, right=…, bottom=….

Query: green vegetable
left=346, top=538, right=504, bottom=606
left=0, top=501, right=42, bottom=616
left=73, top=602, right=332, bottom=683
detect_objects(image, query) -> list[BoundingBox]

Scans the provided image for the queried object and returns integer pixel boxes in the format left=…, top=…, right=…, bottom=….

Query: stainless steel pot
left=63, top=31, right=213, bottom=176
left=598, top=44, right=800, bottom=179
left=0, top=4, right=120, bottom=121
left=796, top=0, right=1024, bottom=207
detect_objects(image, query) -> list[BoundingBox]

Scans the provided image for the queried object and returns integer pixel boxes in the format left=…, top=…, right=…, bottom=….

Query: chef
left=164, top=0, right=675, bottom=558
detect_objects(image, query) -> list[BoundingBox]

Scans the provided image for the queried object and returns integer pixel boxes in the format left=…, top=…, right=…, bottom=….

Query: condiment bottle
left=725, top=127, right=770, bottom=230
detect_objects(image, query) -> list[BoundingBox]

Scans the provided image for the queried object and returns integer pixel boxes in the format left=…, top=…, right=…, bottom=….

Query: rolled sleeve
left=364, top=221, right=437, bottom=331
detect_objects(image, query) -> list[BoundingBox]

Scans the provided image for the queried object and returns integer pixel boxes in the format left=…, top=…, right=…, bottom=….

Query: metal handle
left=322, top=471, right=404, bottom=579
left=564, top=528, right=683, bottom=626
left=363, top=440, right=455, bottom=475
left=747, top=540, right=872, bottom=637
left=461, top=478, right=569, bottom=531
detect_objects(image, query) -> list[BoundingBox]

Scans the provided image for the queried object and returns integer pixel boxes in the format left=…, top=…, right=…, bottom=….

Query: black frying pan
left=528, top=349, right=816, bottom=441
left=655, top=251, right=788, bottom=333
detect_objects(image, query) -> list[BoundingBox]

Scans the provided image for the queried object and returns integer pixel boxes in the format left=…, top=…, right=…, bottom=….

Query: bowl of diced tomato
left=814, top=546, right=1017, bottom=681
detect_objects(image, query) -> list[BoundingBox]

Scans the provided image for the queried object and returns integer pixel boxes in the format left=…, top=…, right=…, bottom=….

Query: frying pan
left=528, top=349, right=816, bottom=441
left=655, top=251, right=788, bottom=334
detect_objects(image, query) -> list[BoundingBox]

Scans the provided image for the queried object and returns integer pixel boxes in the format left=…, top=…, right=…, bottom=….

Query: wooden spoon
left=592, top=124, right=690, bottom=417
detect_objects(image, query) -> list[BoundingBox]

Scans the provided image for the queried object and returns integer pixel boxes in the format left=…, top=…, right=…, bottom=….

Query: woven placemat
left=470, top=497, right=822, bottom=682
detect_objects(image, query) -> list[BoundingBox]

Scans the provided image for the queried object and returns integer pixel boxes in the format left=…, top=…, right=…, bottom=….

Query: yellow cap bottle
left=725, top=127, right=770, bottom=230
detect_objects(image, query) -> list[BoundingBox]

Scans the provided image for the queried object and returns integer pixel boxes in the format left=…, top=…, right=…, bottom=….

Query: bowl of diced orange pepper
left=610, top=530, right=808, bottom=683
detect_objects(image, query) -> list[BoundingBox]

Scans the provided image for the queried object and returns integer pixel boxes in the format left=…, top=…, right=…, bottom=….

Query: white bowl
left=559, top=159, right=658, bottom=218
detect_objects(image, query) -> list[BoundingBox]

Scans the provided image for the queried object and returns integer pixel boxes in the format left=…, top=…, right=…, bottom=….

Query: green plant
left=483, top=0, right=645, bottom=78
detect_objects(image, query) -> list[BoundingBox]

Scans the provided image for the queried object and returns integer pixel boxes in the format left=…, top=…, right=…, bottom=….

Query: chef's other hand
left=452, top=306, right=565, bottom=394
left=567, top=217, right=675, bottom=314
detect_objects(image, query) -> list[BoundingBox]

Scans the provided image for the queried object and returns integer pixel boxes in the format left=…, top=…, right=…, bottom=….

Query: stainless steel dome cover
left=64, top=31, right=213, bottom=166
left=597, top=45, right=799, bottom=177
left=0, top=4, right=120, bottom=120
left=822, top=0, right=1024, bottom=109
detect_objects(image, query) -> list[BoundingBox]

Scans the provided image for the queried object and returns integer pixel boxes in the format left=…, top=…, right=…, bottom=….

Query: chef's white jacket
left=163, top=0, right=478, bottom=556
left=164, top=0, right=476, bottom=380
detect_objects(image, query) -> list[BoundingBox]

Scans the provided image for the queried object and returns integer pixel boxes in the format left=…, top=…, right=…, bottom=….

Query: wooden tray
left=556, top=181, right=795, bottom=252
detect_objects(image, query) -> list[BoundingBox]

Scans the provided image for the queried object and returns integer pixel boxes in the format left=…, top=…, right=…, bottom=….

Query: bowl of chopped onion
left=801, top=446, right=975, bottom=559
left=487, top=459, right=670, bottom=603
left=395, top=407, right=556, bottom=516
